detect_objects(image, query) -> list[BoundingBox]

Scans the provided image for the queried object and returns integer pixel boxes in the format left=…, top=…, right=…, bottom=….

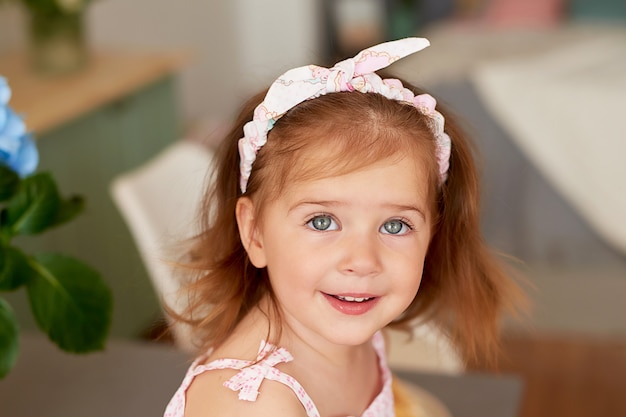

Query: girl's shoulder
left=166, top=311, right=317, bottom=416
left=178, top=324, right=314, bottom=417
left=184, top=366, right=309, bottom=417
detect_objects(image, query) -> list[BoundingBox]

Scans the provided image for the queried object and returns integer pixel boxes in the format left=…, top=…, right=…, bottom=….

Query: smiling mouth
left=330, top=294, right=376, bottom=303
left=323, top=292, right=379, bottom=315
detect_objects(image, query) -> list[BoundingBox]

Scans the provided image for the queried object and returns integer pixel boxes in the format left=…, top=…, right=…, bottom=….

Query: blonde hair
left=170, top=80, right=523, bottom=366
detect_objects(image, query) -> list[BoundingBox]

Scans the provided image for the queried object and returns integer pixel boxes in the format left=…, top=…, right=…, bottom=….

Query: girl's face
left=237, top=155, right=432, bottom=349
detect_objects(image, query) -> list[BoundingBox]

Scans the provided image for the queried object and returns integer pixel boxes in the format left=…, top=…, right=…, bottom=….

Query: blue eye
left=381, top=219, right=411, bottom=235
left=307, top=215, right=338, bottom=231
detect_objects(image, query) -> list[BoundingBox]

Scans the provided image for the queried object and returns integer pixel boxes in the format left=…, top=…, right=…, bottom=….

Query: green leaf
left=0, top=209, right=10, bottom=244
left=0, top=165, right=20, bottom=202
left=27, top=254, right=112, bottom=353
left=52, top=195, right=85, bottom=227
left=4, top=172, right=61, bottom=235
left=0, top=245, right=34, bottom=291
left=0, top=297, right=20, bottom=379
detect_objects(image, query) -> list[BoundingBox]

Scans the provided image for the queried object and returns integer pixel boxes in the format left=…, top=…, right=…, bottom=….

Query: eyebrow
left=289, top=200, right=427, bottom=221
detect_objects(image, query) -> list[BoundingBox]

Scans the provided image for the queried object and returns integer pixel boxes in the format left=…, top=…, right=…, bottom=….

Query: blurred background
left=1, top=1, right=625, bottom=416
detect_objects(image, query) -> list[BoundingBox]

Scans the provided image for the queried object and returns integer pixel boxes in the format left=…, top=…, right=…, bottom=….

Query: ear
left=235, top=197, right=267, bottom=268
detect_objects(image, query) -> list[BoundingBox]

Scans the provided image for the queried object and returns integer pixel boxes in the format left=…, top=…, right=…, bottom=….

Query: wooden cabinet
left=1, top=50, right=189, bottom=338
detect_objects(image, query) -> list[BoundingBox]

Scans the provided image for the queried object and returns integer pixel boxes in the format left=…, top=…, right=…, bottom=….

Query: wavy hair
left=169, top=79, right=523, bottom=366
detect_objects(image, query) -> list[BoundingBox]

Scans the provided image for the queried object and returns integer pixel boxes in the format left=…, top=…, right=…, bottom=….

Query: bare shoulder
left=185, top=367, right=309, bottom=417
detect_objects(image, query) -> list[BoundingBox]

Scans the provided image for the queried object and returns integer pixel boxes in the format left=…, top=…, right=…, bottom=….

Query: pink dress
left=163, top=332, right=394, bottom=417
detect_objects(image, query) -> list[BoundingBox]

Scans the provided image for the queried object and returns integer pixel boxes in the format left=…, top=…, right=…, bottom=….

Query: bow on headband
left=238, top=37, right=451, bottom=193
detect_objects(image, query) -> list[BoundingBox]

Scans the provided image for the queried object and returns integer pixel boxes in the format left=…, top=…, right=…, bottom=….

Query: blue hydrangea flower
left=0, top=76, right=39, bottom=177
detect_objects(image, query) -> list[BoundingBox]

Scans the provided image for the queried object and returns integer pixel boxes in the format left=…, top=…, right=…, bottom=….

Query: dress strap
left=192, top=340, right=322, bottom=417
left=164, top=333, right=391, bottom=417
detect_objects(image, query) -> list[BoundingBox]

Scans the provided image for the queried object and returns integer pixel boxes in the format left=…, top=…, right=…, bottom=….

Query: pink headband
left=238, top=37, right=451, bottom=193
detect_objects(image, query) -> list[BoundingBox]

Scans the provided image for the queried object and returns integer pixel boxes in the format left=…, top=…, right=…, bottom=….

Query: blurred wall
left=0, top=0, right=321, bottom=132
left=232, top=0, right=320, bottom=94
left=91, top=0, right=320, bottom=129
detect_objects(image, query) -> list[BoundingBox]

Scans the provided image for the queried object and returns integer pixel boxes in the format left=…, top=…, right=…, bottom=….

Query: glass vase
left=28, top=10, right=88, bottom=75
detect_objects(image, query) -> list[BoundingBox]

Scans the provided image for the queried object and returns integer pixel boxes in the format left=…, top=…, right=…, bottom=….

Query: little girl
left=164, top=38, right=520, bottom=417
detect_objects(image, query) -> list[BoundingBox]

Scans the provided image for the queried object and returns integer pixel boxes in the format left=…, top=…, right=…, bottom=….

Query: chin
left=325, top=326, right=381, bottom=347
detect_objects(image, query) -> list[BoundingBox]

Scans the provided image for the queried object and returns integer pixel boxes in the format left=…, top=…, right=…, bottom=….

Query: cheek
left=394, top=244, right=428, bottom=292
left=397, top=270, right=424, bottom=315
left=264, top=238, right=314, bottom=284
left=403, top=262, right=425, bottom=290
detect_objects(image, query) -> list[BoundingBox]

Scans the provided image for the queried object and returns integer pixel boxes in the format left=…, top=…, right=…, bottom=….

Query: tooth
left=336, top=296, right=372, bottom=302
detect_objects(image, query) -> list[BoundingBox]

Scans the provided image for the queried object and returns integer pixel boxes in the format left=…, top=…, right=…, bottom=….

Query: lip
left=322, top=292, right=379, bottom=315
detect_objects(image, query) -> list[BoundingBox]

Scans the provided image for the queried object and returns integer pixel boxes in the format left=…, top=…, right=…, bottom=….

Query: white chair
left=110, top=140, right=215, bottom=352
left=110, top=140, right=463, bottom=372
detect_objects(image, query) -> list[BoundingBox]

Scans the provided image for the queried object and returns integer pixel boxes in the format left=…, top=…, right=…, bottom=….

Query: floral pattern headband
left=238, top=37, right=451, bottom=193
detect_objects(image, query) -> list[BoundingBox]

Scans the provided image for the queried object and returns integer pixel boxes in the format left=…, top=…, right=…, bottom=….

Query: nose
left=337, top=231, right=382, bottom=277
